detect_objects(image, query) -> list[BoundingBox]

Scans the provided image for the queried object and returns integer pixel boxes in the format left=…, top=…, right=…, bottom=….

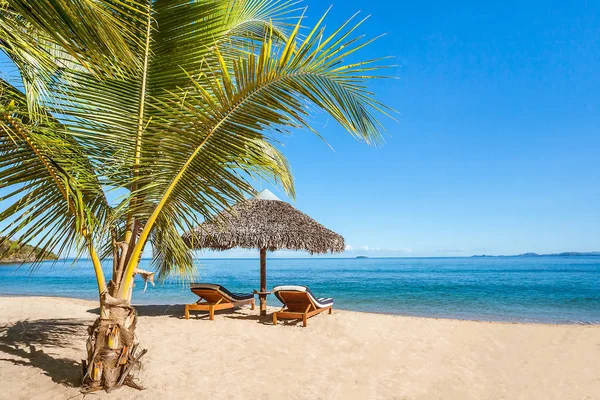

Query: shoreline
left=0, top=293, right=597, bottom=327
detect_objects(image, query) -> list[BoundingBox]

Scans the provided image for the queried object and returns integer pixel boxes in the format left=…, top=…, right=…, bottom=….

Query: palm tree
left=0, top=0, right=391, bottom=392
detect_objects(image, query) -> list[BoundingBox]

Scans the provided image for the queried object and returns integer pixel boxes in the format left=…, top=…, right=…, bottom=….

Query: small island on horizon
left=355, top=255, right=369, bottom=259
left=0, top=237, right=58, bottom=263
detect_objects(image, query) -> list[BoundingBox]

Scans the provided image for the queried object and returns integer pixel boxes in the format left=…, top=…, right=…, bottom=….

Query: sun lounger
left=185, top=283, right=255, bottom=320
left=272, top=285, right=333, bottom=327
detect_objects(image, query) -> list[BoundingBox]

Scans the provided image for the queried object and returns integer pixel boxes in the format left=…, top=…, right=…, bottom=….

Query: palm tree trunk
left=82, top=292, right=146, bottom=392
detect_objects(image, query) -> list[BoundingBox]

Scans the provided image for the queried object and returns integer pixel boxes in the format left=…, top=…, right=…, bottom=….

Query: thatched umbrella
left=183, top=189, right=344, bottom=315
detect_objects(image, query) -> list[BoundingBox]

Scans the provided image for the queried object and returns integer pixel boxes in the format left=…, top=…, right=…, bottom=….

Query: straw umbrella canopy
left=183, top=189, right=344, bottom=314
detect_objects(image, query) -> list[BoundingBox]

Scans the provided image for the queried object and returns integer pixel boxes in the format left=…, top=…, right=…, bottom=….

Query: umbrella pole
left=260, top=248, right=267, bottom=316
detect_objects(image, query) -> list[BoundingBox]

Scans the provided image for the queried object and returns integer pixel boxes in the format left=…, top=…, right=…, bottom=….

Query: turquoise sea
left=1, top=256, right=599, bottom=324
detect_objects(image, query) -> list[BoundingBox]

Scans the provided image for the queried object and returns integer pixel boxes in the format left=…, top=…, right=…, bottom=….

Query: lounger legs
left=185, top=301, right=252, bottom=320
left=272, top=306, right=332, bottom=327
left=272, top=311, right=312, bottom=326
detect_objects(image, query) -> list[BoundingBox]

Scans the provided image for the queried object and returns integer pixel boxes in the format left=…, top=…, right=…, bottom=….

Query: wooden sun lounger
left=272, top=285, right=333, bottom=327
left=185, top=284, right=255, bottom=320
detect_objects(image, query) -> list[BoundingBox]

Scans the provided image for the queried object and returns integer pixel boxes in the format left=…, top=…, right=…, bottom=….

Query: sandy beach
left=0, top=296, right=598, bottom=399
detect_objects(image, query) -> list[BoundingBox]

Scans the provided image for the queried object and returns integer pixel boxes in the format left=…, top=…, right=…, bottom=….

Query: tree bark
left=81, top=291, right=146, bottom=392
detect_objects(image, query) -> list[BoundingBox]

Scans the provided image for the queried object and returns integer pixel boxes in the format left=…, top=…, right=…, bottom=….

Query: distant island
left=355, top=256, right=369, bottom=259
left=472, top=251, right=600, bottom=258
left=0, top=237, right=58, bottom=263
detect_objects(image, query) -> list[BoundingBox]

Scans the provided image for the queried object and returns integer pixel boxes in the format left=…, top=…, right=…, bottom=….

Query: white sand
left=0, top=296, right=598, bottom=399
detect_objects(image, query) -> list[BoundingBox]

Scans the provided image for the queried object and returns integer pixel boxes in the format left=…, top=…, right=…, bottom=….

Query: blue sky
left=2, top=0, right=600, bottom=258
left=258, top=0, right=600, bottom=257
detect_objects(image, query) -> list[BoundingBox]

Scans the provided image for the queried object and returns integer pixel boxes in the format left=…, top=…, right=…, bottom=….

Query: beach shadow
left=86, top=304, right=285, bottom=325
left=0, top=318, right=86, bottom=387
left=222, top=313, right=303, bottom=326
left=134, top=304, right=189, bottom=318
left=87, top=304, right=189, bottom=319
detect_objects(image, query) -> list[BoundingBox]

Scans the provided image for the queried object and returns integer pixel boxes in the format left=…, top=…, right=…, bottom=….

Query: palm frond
left=4, top=0, right=147, bottom=76
left=149, top=0, right=297, bottom=96
left=149, top=212, right=195, bottom=282
left=0, top=78, right=111, bottom=265
left=24, top=0, right=299, bottom=189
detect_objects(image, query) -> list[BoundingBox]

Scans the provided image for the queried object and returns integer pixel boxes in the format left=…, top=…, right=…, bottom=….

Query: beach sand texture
left=0, top=296, right=598, bottom=400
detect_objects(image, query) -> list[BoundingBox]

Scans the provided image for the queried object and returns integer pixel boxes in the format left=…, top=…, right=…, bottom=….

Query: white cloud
left=343, top=245, right=412, bottom=255
left=435, top=248, right=465, bottom=253
left=357, top=245, right=384, bottom=252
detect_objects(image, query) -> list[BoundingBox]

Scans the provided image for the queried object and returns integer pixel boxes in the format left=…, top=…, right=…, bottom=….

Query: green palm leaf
left=0, top=78, right=111, bottom=269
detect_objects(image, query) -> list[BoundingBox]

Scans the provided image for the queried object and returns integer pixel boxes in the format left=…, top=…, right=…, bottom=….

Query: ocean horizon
left=1, top=255, right=599, bottom=324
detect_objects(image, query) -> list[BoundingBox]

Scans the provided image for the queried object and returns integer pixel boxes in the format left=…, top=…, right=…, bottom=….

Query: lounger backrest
left=190, top=283, right=254, bottom=303
left=190, top=287, right=232, bottom=304
left=277, top=291, right=314, bottom=312
left=273, top=285, right=333, bottom=310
